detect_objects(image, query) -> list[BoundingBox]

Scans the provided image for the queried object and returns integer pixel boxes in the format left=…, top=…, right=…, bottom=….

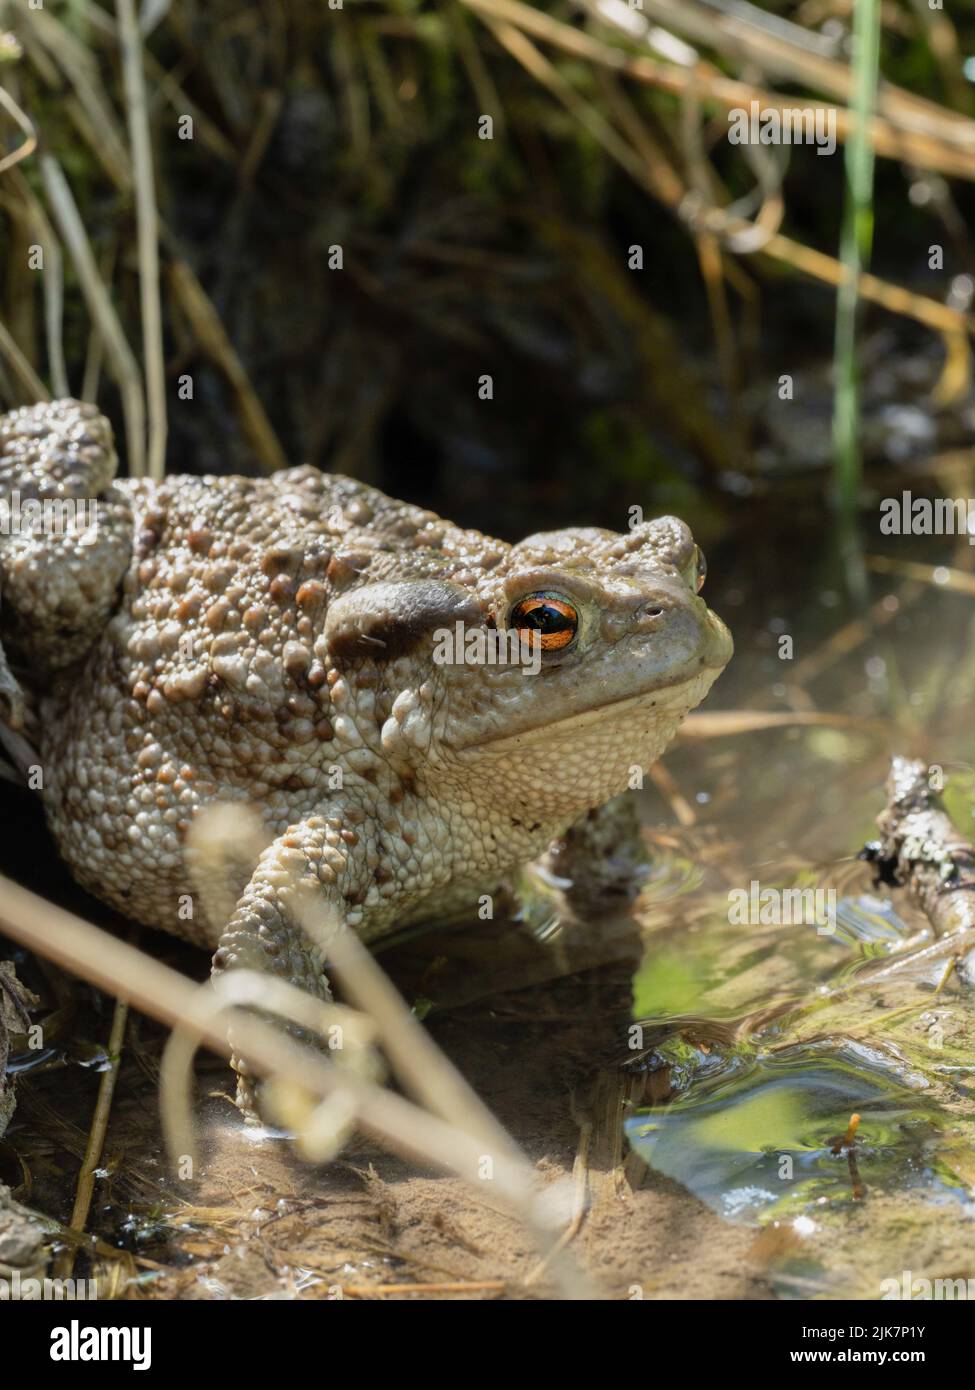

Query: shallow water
left=384, top=516, right=975, bottom=1297
left=623, top=525, right=975, bottom=1294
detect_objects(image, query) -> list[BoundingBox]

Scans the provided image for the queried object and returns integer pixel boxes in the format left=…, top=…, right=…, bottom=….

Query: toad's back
left=38, top=465, right=507, bottom=940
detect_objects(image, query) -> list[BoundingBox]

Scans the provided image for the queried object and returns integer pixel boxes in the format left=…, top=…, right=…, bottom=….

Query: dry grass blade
left=136, top=24, right=241, bottom=162
left=484, top=15, right=647, bottom=184
left=53, top=991, right=129, bottom=1281
left=167, top=260, right=288, bottom=473
left=0, top=315, right=49, bottom=403
left=867, top=554, right=975, bottom=596
left=159, top=968, right=377, bottom=1168
left=20, top=4, right=132, bottom=190
left=116, top=0, right=167, bottom=478
left=444, top=2, right=506, bottom=130
left=0, top=83, right=37, bottom=175
left=679, top=710, right=884, bottom=736
left=309, top=909, right=521, bottom=1163
left=40, top=154, right=146, bottom=476
left=907, top=0, right=973, bottom=116
left=39, top=224, right=67, bottom=399
left=461, top=0, right=973, bottom=369
left=0, top=874, right=590, bottom=1297
left=81, top=300, right=109, bottom=403
left=587, top=0, right=975, bottom=145
left=296, top=898, right=591, bottom=1294
left=464, top=0, right=975, bottom=179
left=9, top=168, right=69, bottom=397
left=342, top=1280, right=508, bottom=1297
left=647, top=760, right=697, bottom=825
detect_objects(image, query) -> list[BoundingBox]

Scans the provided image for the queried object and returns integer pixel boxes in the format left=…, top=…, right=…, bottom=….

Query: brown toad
left=0, top=399, right=732, bottom=1098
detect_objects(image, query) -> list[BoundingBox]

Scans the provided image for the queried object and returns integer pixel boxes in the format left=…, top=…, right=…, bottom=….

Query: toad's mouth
left=452, top=663, right=723, bottom=757
left=453, top=607, right=733, bottom=756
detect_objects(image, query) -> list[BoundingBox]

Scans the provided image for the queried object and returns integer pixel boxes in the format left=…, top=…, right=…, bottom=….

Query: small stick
left=647, top=760, right=696, bottom=827
left=847, top=1146, right=865, bottom=1200
left=342, top=1280, right=508, bottom=1297
left=54, top=992, right=130, bottom=1280
left=831, top=1112, right=861, bottom=1155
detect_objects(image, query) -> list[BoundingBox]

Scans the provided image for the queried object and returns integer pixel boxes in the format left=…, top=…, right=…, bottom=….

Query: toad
left=0, top=399, right=732, bottom=1100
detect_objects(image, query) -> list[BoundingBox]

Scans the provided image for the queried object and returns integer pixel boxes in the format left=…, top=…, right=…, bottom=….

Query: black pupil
left=520, top=603, right=571, bottom=633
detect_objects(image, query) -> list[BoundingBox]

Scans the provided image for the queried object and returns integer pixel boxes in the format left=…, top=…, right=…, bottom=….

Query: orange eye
left=509, top=593, right=579, bottom=651
left=694, top=546, right=707, bottom=593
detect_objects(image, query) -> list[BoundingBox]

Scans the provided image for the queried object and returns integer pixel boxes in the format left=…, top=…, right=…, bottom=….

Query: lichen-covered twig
left=861, top=756, right=975, bottom=944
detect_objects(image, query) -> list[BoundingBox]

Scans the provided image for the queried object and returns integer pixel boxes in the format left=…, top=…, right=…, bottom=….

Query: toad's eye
left=508, top=593, right=578, bottom=651
left=694, top=546, right=707, bottom=593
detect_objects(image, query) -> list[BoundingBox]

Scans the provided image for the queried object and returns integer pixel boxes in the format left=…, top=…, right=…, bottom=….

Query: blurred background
left=2, top=0, right=975, bottom=551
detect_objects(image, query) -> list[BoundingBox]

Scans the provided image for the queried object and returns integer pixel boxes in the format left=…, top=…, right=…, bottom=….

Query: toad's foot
left=539, top=793, right=651, bottom=911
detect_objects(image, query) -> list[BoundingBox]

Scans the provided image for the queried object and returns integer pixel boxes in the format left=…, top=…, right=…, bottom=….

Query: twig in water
left=54, top=986, right=131, bottom=1280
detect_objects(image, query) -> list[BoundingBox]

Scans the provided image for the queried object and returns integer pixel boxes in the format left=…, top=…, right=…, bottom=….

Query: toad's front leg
left=539, top=793, right=651, bottom=909
left=210, top=815, right=372, bottom=1117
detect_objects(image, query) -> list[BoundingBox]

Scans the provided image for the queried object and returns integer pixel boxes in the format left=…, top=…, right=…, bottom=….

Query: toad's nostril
left=631, top=602, right=666, bottom=632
